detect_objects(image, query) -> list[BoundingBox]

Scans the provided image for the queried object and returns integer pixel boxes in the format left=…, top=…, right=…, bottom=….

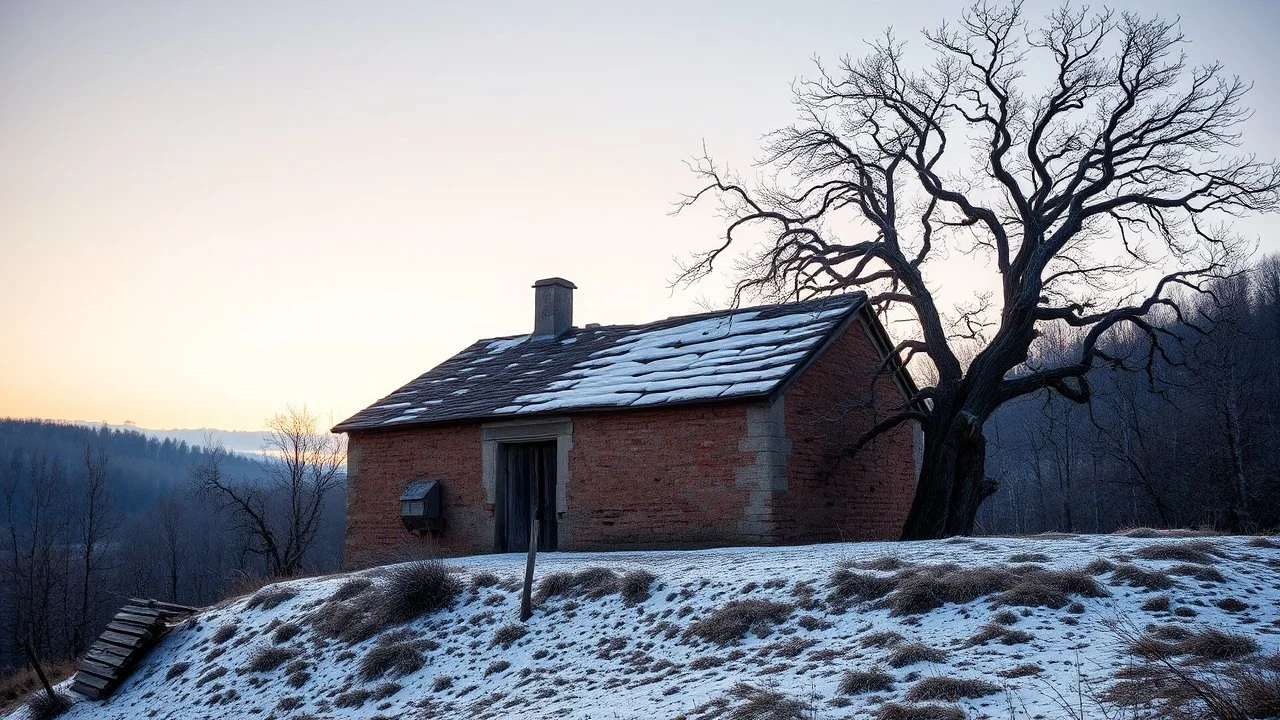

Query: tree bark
left=901, top=412, right=992, bottom=539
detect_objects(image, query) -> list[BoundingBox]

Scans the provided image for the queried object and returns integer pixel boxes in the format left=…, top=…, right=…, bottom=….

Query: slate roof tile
left=333, top=293, right=865, bottom=432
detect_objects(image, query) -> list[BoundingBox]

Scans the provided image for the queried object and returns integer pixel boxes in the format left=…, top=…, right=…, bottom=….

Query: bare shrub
left=886, top=642, right=948, bottom=668
left=906, top=676, right=1000, bottom=702
left=1110, top=564, right=1175, bottom=590
left=1133, top=541, right=1222, bottom=565
left=876, top=702, right=965, bottom=720
left=620, top=570, right=656, bottom=606
left=535, top=567, right=620, bottom=603
left=685, top=599, right=793, bottom=645
left=725, top=683, right=813, bottom=720
left=485, top=660, right=510, bottom=676
left=329, top=578, right=374, bottom=603
left=247, top=645, right=301, bottom=672
left=432, top=676, right=453, bottom=692
left=839, top=668, right=895, bottom=694
left=491, top=623, right=528, bottom=649
left=360, top=636, right=427, bottom=681
left=245, top=586, right=298, bottom=611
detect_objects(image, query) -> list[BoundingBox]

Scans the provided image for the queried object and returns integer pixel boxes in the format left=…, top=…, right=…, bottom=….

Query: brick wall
left=344, top=402, right=765, bottom=566
left=777, top=316, right=918, bottom=542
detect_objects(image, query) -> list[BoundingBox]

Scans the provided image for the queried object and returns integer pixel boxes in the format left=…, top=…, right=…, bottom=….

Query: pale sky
left=2, top=0, right=1278, bottom=431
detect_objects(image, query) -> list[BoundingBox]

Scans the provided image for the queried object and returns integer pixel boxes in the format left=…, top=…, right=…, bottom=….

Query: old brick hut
left=334, top=278, right=920, bottom=566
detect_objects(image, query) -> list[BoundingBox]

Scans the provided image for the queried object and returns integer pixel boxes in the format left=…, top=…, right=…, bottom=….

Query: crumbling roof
left=333, top=293, right=866, bottom=432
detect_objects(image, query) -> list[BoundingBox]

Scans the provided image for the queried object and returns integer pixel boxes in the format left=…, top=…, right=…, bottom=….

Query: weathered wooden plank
left=99, top=631, right=145, bottom=649
left=88, top=641, right=131, bottom=658
left=115, top=611, right=165, bottom=626
left=105, top=622, right=152, bottom=638
left=120, top=606, right=167, bottom=619
left=70, top=681, right=103, bottom=700
left=71, top=671, right=111, bottom=690
left=85, top=648, right=129, bottom=671
left=77, top=659, right=121, bottom=680
left=128, top=598, right=197, bottom=613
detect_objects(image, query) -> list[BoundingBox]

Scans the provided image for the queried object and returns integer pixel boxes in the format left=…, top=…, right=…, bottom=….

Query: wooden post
left=23, top=634, right=56, bottom=701
left=519, top=479, right=539, bottom=622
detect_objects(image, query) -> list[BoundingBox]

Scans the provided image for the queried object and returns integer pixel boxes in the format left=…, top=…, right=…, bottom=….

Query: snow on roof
left=333, top=294, right=865, bottom=432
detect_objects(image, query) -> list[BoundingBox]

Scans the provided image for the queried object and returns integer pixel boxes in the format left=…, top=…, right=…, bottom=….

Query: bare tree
left=676, top=2, right=1279, bottom=537
left=193, top=407, right=345, bottom=577
left=72, top=444, right=116, bottom=655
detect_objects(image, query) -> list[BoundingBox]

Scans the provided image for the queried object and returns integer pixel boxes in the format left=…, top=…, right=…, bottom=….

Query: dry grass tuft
left=1009, top=552, right=1052, bottom=563
left=725, top=683, right=813, bottom=720
left=272, top=622, right=302, bottom=644
left=329, top=578, right=374, bottom=603
left=245, top=586, right=298, bottom=611
left=685, top=599, right=794, bottom=645
left=838, top=668, right=895, bottom=694
left=536, top=567, right=620, bottom=603
left=827, top=569, right=899, bottom=606
left=1216, top=597, right=1248, bottom=612
left=1168, top=564, right=1226, bottom=583
left=905, top=676, right=1001, bottom=702
left=1130, top=626, right=1259, bottom=661
left=1110, top=563, right=1175, bottom=590
left=966, top=623, right=1034, bottom=646
left=1142, top=594, right=1172, bottom=612
left=882, top=563, right=1105, bottom=615
left=1134, top=541, right=1223, bottom=565
left=378, top=560, right=462, bottom=624
left=860, top=630, right=904, bottom=648
left=359, top=636, right=427, bottom=681
left=1247, top=536, right=1280, bottom=549
left=620, top=570, right=656, bottom=607
left=997, top=663, right=1043, bottom=678
left=211, top=623, right=238, bottom=644
left=853, top=556, right=910, bottom=571
left=24, top=690, right=73, bottom=720
left=247, top=645, right=301, bottom=673
left=491, top=623, right=528, bottom=649
left=886, top=642, right=948, bottom=668
left=875, top=702, right=965, bottom=720
left=165, top=661, right=191, bottom=681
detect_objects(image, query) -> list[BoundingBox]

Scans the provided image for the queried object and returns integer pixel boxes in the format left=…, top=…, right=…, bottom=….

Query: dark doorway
left=496, top=441, right=557, bottom=552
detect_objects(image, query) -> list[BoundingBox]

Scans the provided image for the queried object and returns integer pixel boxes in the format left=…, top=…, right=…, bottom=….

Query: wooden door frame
left=481, top=418, right=572, bottom=552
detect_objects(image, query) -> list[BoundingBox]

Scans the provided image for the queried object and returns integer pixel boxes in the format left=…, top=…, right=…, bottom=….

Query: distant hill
left=91, top=423, right=273, bottom=457
left=0, top=418, right=267, bottom=517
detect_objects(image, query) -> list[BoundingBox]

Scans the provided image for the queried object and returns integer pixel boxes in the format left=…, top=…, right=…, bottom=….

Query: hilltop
left=13, top=533, right=1280, bottom=719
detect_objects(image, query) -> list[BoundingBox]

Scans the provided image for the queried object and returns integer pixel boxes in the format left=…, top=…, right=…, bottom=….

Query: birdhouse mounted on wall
left=400, top=480, right=444, bottom=532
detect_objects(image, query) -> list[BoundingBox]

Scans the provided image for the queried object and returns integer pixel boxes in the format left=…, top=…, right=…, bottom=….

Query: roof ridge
left=473, top=292, right=866, bottom=345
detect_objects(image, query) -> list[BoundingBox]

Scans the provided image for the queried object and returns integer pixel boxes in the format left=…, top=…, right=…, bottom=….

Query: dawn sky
left=2, top=0, right=1278, bottom=431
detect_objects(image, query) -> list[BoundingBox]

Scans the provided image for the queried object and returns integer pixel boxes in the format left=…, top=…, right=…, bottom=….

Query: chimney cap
left=532, top=277, right=577, bottom=290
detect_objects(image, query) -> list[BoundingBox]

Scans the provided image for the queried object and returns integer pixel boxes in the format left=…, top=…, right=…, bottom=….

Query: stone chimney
left=532, top=277, right=576, bottom=340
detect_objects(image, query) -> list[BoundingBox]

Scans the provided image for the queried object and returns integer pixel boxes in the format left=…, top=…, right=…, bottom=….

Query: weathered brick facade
left=342, top=314, right=917, bottom=568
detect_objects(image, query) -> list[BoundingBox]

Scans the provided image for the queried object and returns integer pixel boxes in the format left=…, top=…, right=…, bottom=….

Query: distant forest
left=982, top=256, right=1280, bottom=535
left=0, top=419, right=344, bottom=673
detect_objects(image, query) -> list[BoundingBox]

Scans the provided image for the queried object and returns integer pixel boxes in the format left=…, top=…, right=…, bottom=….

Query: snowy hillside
left=15, top=534, right=1280, bottom=719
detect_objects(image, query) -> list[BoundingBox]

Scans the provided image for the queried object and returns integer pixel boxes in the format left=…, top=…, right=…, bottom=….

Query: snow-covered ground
left=13, top=534, right=1280, bottom=719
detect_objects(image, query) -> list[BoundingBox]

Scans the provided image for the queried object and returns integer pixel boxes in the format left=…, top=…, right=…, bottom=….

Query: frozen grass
left=244, top=587, right=297, bottom=611
left=29, top=535, right=1280, bottom=720
left=23, top=691, right=73, bottom=720
left=904, top=676, right=1001, bottom=702
left=684, top=599, right=793, bottom=645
